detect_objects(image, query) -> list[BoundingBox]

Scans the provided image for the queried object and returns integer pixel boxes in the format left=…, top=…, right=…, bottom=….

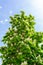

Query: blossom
left=21, top=61, right=27, bottom=65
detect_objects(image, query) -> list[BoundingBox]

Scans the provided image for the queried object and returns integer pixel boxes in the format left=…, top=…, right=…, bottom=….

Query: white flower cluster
left=21, top=61, right=27, bottom=65
left=14, top=26, right=17, bottom=31
left=18, top=52, right=22, bottom=55
left=36, top=55, right=42, bottom=63
left=38, top=43, right=43, bottom=47
left=25, top=37, right=32, bottom=41
left=10, top=37, right=13, bottom=40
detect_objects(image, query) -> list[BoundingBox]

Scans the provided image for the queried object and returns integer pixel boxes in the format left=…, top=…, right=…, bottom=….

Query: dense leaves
left=0, top=11, right=43, bottom=65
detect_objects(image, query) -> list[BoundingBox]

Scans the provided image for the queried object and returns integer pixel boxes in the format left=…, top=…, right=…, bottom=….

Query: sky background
left=0, top=0, right=43, bottom=65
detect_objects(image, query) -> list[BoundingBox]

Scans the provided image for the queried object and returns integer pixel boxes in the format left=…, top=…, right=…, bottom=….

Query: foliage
left=0, top=11, right=43, bottom=65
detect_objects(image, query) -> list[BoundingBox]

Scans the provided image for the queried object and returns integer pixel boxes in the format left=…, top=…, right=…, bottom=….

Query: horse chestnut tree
left=0, top=11, right=43, bottom=65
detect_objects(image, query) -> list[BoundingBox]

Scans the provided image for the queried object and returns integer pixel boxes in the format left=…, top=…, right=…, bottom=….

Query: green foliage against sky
left=0, top=11, right=43, bottom=65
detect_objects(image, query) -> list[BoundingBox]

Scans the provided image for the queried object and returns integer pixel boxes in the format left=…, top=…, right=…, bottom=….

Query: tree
left=0, top=11, right=43, bottom=65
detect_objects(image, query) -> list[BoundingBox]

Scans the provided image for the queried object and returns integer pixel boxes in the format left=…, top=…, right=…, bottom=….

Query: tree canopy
left=0, top=11, right=43, bottom=65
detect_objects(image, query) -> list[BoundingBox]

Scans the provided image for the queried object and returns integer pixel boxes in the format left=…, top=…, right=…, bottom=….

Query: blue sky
left=0, top=0, right=43, bottom=65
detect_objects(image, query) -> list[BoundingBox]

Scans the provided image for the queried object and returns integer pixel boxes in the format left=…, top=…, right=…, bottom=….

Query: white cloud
left=31, top=0, right=43, bottom=20
left=9, top=10, right=13, bottom=14
left=0, top=19, right=8, bottom=24
left=5, top=19, right=8, bottom=22
left=31, top=0, right=43, bottom=9
left=31, top=0, right=43, bottom=15
left=0, top=20, right=3, bottom=23
left=31, top=0, right=43, bottom=31
left=0, top=59, right=2, bottom=65
left=0, top=6, right=2, bottom=9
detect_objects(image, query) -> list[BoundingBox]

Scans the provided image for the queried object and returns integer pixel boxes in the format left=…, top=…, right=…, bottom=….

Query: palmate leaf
left=0, top=11, right=43, bottom=65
